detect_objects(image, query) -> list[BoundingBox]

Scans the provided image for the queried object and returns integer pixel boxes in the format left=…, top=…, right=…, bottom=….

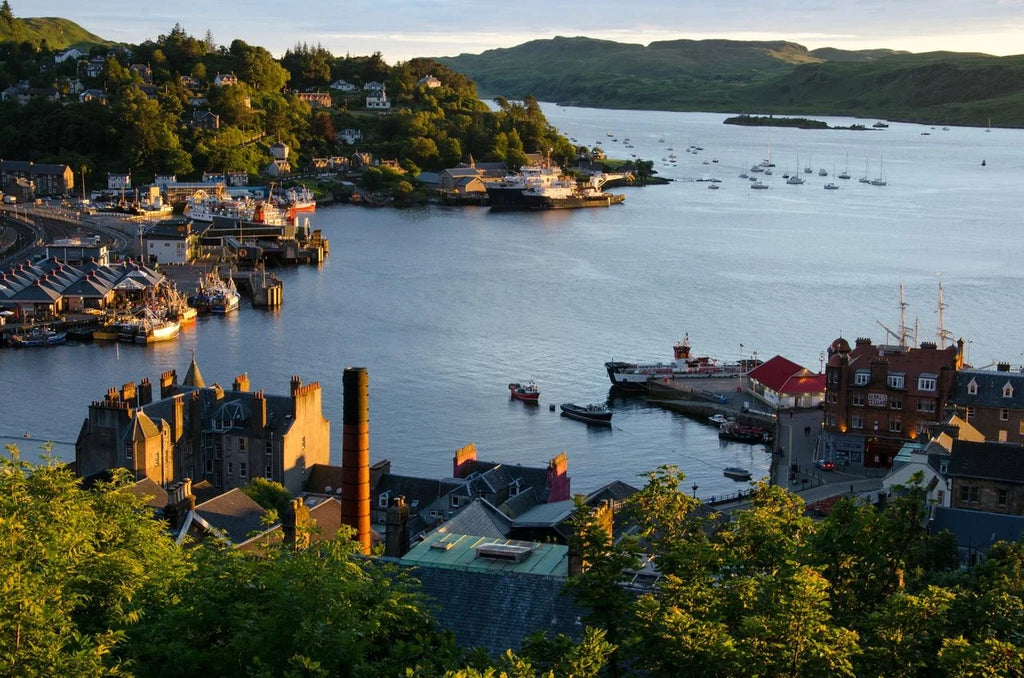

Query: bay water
left=2, top=106, right=1021, bottom=497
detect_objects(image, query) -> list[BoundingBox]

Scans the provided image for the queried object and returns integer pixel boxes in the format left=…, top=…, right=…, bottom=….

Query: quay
left=642, top=375, right=882, bottom=508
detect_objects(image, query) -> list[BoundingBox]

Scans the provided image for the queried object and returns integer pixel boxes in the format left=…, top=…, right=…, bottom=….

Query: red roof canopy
left=748, top=355, right=826, bottom=394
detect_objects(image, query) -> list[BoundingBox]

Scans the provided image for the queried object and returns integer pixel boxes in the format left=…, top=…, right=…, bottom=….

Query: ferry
left=605, top=334, right=754, bottom=390
left=485, top=165, right=627, bottom=210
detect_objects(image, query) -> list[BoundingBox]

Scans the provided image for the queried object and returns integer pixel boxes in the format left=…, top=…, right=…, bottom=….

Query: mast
left=937, top=279, right=953, bottom=348
left=898, top=283, right=909, bottom=348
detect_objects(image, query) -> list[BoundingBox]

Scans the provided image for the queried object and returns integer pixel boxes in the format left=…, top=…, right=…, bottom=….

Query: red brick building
left=821, top=336, right=964, bottom=470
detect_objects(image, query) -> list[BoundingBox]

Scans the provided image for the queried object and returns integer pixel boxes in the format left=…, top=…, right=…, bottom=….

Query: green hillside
left=0, top=14, right=110, bottom=50
left=438, top=37, right=1024, bottom=126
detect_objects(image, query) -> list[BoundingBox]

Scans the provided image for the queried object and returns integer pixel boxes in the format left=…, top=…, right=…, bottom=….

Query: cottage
left=265, top=159, right=291, bottom=177
left=213, top=72, right=239, bottom=87
left=55, top=48, right=86, bottom=64
left=191, top=110, right=220, bottom=131
left=297, top=91, right=332, bottom=108
left=269, top=141, right=290, bottom=160
left=418, top=75, right=442, bottom=88
left=339, top=128, right=362, bottom=145
left=79, top=89, right=108, bottom=105
left=365, top=88, right=390, bottom=110
left=330, top=79, right=356, bottom=91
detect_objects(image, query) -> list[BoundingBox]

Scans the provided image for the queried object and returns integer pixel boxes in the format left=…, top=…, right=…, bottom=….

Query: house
left=130, top=64, right=153, bottom=83
left=153, top=174, right=177, bottom=189
left=84, top=57, right=107, bottom=79
left=363, top=81, right=385, bottom=91
left=213, top=72, right=239, bottom=86
left=821, top=336, right=964, bottom=471
left=79, top=89, right=108, bottom=105
left=55, top=48, right=86, bottom=64
left=440, top=166, right=485, bottom=192
left=330, top=79, right=356, bottom=91
left=0, top=161, right=74, bottom=196
left=75, top=360, right=332, bottom=496
left=365, top=88, right=390, bottom=110
left=187, top=96, right=209, bottom=107
left=948, top=439, right=1024, bottom=515
left=350, top=152, right=373, bottom=168
left=744, top=355, right=826, bottom=410
left=191, top=110, right=220, bottom=130
left=201, top=172, right=225, bottom=184
left=107, top=173, right=131, bottom=190
left=269, top=141, right=290, bottom=160
left=417, top=75, right=442, bottom=88
left=265, top=159, right=291, bottom=177
left=949, top=364, right=1024, bottom=444
left=339, top=128, right=362, bottom=145
left=226, top=171, right=248, bottom=187
left=932, top=506, right=1024, bottom=566
left=297, top=91, right=332, bottom=108
left=179, top=75, right=201, bottom=89
left=143, top=218, right=199, bottom=264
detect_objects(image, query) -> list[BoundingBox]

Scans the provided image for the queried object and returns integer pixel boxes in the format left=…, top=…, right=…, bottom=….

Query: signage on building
left=867, top=392, right=888, bottom=408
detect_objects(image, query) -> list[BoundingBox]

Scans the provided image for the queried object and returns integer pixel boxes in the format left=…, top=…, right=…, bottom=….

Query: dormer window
left=378, top=491, right=390, bottom=509
left=1003, top=381, right=1015, bottom=398
left=854, top=370, right=870, bottom=386
left=919, top=375, right=937, bottom=392
left=887, top=373, right=905, bottom=389
left=967, top=378, right=978, bottom=396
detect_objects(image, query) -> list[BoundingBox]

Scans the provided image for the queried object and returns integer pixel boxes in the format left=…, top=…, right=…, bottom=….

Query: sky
left=29, top=0, right=1024, bottom=62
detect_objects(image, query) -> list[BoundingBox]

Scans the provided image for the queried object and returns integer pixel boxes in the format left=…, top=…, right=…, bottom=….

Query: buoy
left=549, top=404, right=555, bottom=411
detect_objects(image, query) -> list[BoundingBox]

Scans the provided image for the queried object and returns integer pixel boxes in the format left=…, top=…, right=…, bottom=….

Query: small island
left=724, top=115, right=874, bottom=131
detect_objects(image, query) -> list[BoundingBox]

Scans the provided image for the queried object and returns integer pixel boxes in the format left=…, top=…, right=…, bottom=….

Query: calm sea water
left=2, top=107, right=1022, bottom=497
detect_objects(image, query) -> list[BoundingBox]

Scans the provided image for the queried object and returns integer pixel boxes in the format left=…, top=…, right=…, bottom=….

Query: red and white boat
left=605, top=333, right=755, bottom=390
left=281, top=186, right=316, bottom=213
left=509, top=381, right=540, bottom=402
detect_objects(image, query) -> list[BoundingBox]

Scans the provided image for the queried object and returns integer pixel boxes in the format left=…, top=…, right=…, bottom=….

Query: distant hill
left=438, top=37, right=1024, bottom=126
left=0, top=16, right=110, bottom=50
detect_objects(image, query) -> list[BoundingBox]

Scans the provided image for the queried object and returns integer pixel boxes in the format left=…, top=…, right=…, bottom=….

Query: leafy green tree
left=241, top=477, right=291, bottom=519
left=230, top=39, right=289, bottom=93
left=0, top=446, right=188, bottom=677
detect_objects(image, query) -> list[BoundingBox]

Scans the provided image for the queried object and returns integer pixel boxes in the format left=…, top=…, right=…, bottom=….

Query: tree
left=0, top=446, right=187, bottom=677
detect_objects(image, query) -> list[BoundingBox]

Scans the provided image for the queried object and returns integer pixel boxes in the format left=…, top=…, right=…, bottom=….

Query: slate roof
left=372, top=473, right=465, bottom=512
left=585, top=480, right=640, bottom=505
left=511, top=499, right=575, bottom=528
left=952, top=368, right=1024, bottom=409
left=435, top=498, right=512, bottom=538
left=399, top=532, right=582, bottom=656
left=459, top=460, right=550, bottom=501
left=187, top=488, right=267, bottom=544
left=933, top=506, right=1024, bottom=552
left=949, top=440, right=1024, bottom=483
left=124, top=477, right=168, bottom=510
left=500, top=488, right=541, bottom=518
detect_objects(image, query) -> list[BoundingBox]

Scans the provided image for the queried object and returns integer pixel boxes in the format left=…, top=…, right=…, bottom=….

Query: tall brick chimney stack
left=385, top=495, right=410, bottom=558
left=342, top=367, right=372, bottom=555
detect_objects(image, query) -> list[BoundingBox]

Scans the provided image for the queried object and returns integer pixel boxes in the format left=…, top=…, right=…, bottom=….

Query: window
left=999, top=430, right=1008, bottom=442
left=918, top=399, right=936, bottom=413
left=378, top=493, right=390, bottom=509
left=890, top=396, right=903, bottom=411
left=205, top=459, right=213, bottom=473
left=239, top=437, right=247, bottom=451
left=852, top=392, right=864, bottom=407
left=124, top=441, right=133, bottom=461
left=999, top=490, right=1009, bottom=508
left=851, top=414, right=864, bottom=429
left=971, top=487, right=980, bottom=503
left=960, top=485, right=970, bottom=503
left=1019, top=420, right=1024, bottom=436
left=1001, top=408, right=1010, bottom=421
left=887, top=373, right=905, bottom=389
left=264, top=464, right=273, bottom=479
left=960, top=485, right=980, bottom=504
left=854, top=371, right=870, bottom=386
left=1004, top=382, right=1015, bottom=398
left=966, top=406, right=976, bottom=420
left=227, top=462, right=233, bottom=475
left=827, top=413, right=837, bottom=426
left=919, top=375, right=937, bottom=391
left=265, top=440, right=273, bottom=456
left=239, top=462, right=247, bottom=479
left=967, top=379, right=978, bottom=395
left=889, top=418, right=902, bottom=433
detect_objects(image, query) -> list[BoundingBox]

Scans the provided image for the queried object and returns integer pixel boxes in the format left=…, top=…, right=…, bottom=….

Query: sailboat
left=838, top=153, right=851, bottom=179
left=870, top=157, right=887, bottom=186
left=986, top=117, right=992, bottom=132
left=858, top=157, right=871, bottom=183
left=787, top=155, right=805, bottom=184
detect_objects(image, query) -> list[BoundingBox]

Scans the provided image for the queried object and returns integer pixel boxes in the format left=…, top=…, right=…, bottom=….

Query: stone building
left=75, top=358, right=331, bottom=495
left=821, top=336, right=964, bottom=471
left=948, top=364, right=1024, bottom=444
left=949, top=439, right=1024, bottom=515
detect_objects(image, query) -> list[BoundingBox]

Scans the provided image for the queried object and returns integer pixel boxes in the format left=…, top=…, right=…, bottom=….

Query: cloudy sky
left=30, top=0, right=1024, bottom=61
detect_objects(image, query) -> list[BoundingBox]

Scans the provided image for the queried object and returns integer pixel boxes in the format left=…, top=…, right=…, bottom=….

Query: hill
left=438, top=37, right=1024, bottom=126
left=0, top=10, right=110, bottom=51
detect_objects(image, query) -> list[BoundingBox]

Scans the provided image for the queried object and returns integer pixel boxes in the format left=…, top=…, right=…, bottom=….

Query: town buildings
left=948, top=364, right=1024, bottom=445
left=821, top=336, right=964, bottom=471
left=75, top=360, right=331, bottom=496
left=0, top=160, right=74, bottom=197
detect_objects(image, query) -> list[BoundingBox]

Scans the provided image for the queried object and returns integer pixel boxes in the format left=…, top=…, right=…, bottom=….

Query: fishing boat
left=560, top=403, right=613, bottom=425
left=189, top=272, right=241, bottom=314
left=708, top=414, right=732, bottom=427
left=509, top=381, right=540, bottom=402
left=723, top=467, right=753, bottom=481
left=134, top=316, right=181, bottom=345
left=10, top=327, right=66, bottom=347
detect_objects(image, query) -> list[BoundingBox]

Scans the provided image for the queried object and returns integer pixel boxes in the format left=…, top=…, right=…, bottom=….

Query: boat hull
left=509, top=382, right=540, bottom=402
left=560, top=403, right=613, bottom=425
left=723, top=467, right=752, bottom=481
left=487, top=187, right=625, bottom=210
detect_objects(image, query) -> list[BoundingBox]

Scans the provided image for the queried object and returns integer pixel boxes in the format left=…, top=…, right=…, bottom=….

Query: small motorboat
left=509, top=381, right=540, bottom=402
left=723, top=466, right=752, bottom=481
left=719, top=421, right=771, bottom=444
left=560, top=402, right=612, bottom=425
left=708, top=414, right=731, bottom=427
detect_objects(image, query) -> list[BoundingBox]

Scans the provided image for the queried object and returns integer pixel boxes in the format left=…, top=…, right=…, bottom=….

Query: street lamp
left=691, top=483, right=699, bottom=498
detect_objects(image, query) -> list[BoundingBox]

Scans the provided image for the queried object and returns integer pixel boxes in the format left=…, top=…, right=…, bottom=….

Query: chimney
left=137, top=378, right=153, bottom=406
left=164, top=478, right=195, bottom=531
left=453, top=442, right=477, bottom=478
left=233, top=373, right=250, bottom=392
left=251, top=390, right=267, bottom=435
left=384, top=495, right=410, bottom=558
left=120, top=381, right=137, bottom=404
left=160, top=369, right=177, bottom=398
left=545, top=452, right=570, bottom=502
left=998, top=362, right=1011, bottom=372
left=171, top=394, right=184, bottom=442
left=282, top=497, right=311, bottom=549
left=342, top=367, right=371, bottom=555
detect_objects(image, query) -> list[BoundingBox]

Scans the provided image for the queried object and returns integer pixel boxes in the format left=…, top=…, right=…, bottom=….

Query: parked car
left=815, top=459, right=835, bottom=471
